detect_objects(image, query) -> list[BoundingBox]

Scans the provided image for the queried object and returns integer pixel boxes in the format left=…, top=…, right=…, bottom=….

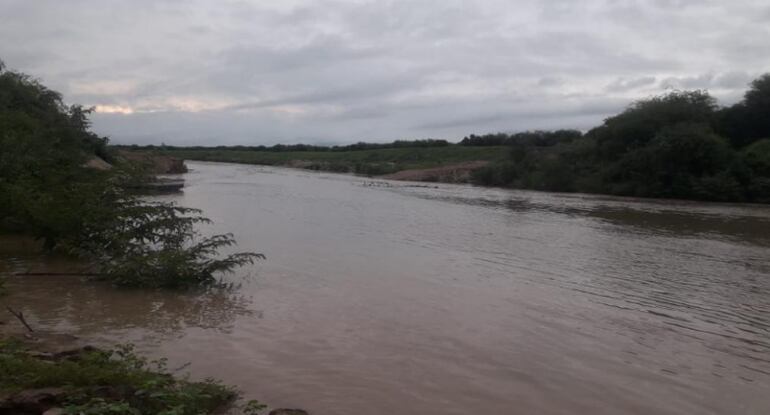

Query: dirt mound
left=117, top=150, right=188, bottom=174
left=380, top=161, right=489, bottom=183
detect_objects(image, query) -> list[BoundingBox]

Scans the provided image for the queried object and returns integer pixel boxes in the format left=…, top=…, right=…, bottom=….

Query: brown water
left=2, top=161, right=770, bottom=415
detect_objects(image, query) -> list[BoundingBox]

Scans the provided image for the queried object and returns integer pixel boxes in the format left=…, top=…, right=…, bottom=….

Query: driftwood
left=6, top=306, right=34, bottom=333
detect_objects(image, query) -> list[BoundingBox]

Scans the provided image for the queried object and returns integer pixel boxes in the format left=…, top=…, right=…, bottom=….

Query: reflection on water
left=401, top=191, right=770, bottom=246
left=2, top=276, right=254, bottom=337
left=2, top=161, right=769, bottom=415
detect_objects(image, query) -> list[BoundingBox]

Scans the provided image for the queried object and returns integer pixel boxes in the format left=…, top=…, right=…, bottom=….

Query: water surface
left=3, top=161, right=770, bottom=415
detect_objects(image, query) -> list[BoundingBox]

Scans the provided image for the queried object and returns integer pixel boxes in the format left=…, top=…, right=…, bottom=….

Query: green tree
left=0, top=61, right=262, bottom=288
left=714, top=73, right=770, bottom=148
left=589, top=90, right=717, bottom=160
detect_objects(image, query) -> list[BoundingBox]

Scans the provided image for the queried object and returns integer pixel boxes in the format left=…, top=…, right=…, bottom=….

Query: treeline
left=459, top=130, right=583, bottom=147
left=118, top=138, right=450, bottom=153
left=0, top=60, right=260, bottom=288
left=471, top=74, right=770, bottom=203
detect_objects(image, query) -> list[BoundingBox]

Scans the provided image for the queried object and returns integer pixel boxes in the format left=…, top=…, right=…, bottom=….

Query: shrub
left=0, top=342, right=240, bottom=415
left=68, top=198, right=264, bottom=289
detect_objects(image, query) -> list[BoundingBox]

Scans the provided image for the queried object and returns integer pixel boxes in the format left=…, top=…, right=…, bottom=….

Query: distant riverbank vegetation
left=147, top=73, right=770, bottom=203
left=0, top=60, right=261, bottom=289
left=142, top=144, right=508, bottom=176
left=467, top=77, right=770, bottom=203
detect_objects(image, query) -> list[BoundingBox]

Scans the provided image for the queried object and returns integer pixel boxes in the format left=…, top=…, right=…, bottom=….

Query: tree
left=742, top=138, right=770, bottom=172
left=744, top=74, right=770, bottom=140
left=714, top=73, right=770, bottom=148
left=589, top=90, right=717, bottom=160
left=1, top=62, right=262, bottom=288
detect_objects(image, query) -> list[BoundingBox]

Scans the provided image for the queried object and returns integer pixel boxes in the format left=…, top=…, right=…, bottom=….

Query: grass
left=159, top=145, right=509, bottom=176
left=0, top=340, right=265, bottom=414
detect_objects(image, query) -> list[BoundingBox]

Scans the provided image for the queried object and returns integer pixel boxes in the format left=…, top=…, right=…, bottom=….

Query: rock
left=51, top=345, right=99, bottom=361
left=269, top=409, right=309, bottom=415
left=90, top=385, right=135, bottom=400
left=42, top=408, right=64, bottom=415
left=117, top=150, right=188, bottom=174
left=83, top=156, right=113, bottom=170
left=26, top=351, right=55, bottom=360
left=4, top=388, right=66, bottom=413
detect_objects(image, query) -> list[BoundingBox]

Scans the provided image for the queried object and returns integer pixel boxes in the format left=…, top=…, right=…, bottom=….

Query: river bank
left=137, top=144, right=770, bottom=204
left=5, top=162, right=767, bottom=415
left=1, top=313, right=310, bottom=415
left=0, top=325, right=240, bottom=415
left=0, top=235, right=304, bottom=415
left=147, top=145, right=507, bottom=184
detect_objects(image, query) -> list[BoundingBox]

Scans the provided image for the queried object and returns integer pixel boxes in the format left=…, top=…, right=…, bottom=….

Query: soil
left=379, top=160, right=489, bottom=183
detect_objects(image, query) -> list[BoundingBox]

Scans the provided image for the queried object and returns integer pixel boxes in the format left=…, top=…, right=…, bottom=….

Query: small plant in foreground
left=0, top=342, right=240, bottom=414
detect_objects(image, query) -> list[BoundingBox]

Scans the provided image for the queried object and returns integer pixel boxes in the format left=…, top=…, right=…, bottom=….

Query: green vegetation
left=0, top=340, right=267, bottom=414
left=0, top=60, right=262, bottom=288
left=140, top=144, right=508, bottom=176
left=469, top=78, right=770, bottom=202
left=71, top=200, right=264, bottom=289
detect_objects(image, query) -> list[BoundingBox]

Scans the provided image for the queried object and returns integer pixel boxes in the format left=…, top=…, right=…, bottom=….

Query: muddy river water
left=2, top=161, right=770, bottom=414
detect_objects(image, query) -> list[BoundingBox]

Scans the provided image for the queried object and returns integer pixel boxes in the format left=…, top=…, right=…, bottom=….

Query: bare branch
left=6, top=306, right=34, bottom=333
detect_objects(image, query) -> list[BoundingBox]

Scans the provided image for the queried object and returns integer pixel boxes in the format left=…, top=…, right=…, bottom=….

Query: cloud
left=660, top=71, right=762, bottom=92
left=0, top=0, right=767, bottom=145
left=606, top=77, right=657, bottom=92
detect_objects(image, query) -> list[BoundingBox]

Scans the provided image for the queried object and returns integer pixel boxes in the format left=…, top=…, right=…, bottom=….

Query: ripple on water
left=2, top=162, right=769, bottom=415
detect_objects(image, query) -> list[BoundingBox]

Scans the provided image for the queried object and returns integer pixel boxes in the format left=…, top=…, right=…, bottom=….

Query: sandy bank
left=379, top=160, right=489, bottom=183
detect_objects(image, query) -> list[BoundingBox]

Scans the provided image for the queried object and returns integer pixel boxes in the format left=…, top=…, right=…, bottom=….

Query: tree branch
left=6, top=306, right=34, bottom=333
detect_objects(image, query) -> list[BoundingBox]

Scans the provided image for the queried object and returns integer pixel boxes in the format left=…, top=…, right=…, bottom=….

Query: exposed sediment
left=379, top=160, right=489, bottom=183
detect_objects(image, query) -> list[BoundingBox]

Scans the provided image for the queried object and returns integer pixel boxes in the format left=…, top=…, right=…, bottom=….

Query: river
left=3, top=161, right=770, bottom=415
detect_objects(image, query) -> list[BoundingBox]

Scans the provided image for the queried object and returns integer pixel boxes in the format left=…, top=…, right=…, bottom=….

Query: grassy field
left=159, top=145, right=510, bottom=176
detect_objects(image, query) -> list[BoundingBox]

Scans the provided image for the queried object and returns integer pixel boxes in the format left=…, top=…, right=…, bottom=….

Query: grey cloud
left=659, top=71, right=762, bottom=95
left=660, top=73, right=715, bottom=90
left=713, top=72, right=753, bottom=89
left=606, top=76, right=657, bottom=92
left=0, top=0, right=766, bottom=145
left=537, top=77, right=564, bottom=87
left=416, top=114, right=513, bottom=130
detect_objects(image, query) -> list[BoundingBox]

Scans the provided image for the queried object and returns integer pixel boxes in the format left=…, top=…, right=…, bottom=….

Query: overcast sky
left=1, top=0, right=769, bottom=145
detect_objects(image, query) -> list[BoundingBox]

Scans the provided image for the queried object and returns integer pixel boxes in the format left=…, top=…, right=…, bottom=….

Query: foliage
left=0, top=61, right=262, bottom=288
left=603, top=123, right=735, bottom=199
left=242, top=399, right=269, bottom=415
left=0, top=61, right=111, bottom=243
left=590, top=90, right=717, bottom=160
left=0, top=342, right=243, bottom=415
left=471, top=79, right=770, bottom=203
left=459, top=130, right=582, bottom=146
left=715, top=74, right=770, bottom=148
left=72, top=198, right=264, bottom=289
left=742, top=139, right=770, bottom=176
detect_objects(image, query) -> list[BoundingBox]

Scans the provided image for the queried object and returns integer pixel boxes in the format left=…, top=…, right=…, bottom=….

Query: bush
left=0, top=342, right=240, bottom=415
left=65, top=197, right=264, bottom=289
